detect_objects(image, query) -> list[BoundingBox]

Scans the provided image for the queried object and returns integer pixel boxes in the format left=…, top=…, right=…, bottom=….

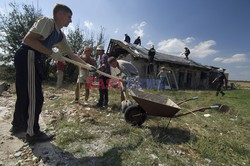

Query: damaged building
left=106, top=39, right=227, bottom=90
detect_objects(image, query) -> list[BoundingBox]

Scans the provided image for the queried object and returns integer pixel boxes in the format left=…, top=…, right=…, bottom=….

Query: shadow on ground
left=149, top=126, right=197, bottom=144
left=30, top=136, right=143, bottom=166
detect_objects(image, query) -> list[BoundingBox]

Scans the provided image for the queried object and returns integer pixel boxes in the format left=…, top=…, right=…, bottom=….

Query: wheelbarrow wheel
left=124, top=104, right=147, bottom=126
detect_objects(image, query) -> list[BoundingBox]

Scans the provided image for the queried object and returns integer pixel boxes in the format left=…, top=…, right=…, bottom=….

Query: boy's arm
left=23, top=32, right=85, bottom=64
left=55, top=36, right=87, bottom=65
left=23, top=32, right=53, bottom=56
left=24, top=17, right=56, bottom=56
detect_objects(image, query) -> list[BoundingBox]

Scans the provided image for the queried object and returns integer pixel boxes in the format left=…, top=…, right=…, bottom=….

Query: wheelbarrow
left=124, top=89, right=219, bottom=126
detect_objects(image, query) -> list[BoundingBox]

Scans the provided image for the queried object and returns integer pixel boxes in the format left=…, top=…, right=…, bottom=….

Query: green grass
left=55, top=119, right=99, bottom=148
left=42, top=83, right=250, bottom=165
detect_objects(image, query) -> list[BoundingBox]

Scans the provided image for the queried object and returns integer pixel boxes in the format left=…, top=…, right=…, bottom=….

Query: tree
left=64, top=26, right=107, bottom=81
left=66, top=26, right=84, bottom=54
left=92, top=26, right=106, bottom=61
left=63, top=26, right=85, bottom=81
left=96, top=26, right=106, bottom=47
left=0, top=2, right=42, bottom=63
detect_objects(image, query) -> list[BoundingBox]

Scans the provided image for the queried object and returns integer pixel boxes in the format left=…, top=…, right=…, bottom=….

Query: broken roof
left=108, top=39, right=210, bottom=70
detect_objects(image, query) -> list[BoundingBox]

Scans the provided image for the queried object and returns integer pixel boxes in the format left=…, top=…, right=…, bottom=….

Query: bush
left=0, top=64, right=15, bottom=82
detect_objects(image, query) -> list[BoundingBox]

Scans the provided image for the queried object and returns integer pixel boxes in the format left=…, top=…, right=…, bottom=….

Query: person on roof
left=182, top=47, right=190, bottom=60
left=124, top=34, right=130, bottom=43
left=133, top=36, right=141, bottom=46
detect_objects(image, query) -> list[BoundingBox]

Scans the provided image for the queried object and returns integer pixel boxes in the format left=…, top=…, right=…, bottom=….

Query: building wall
left=121, top=54, right=149, bottom=78
left=116, top=54, right=211, bottom=90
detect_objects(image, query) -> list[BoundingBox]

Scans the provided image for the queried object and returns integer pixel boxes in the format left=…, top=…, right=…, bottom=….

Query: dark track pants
left=98, top=76, right=109, bottom=105
left=12, top=45, right=44, bottom=136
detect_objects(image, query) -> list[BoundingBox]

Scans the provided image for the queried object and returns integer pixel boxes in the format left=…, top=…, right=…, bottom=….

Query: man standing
left=96, top=45, right=111, bottom=108
left=11, top=3, right=86, bottom=143
left=212, top=68, right=227, bottom=96
left=157, top=67, right=169, bottom=90
left=74, top=46, right=96, bottom=102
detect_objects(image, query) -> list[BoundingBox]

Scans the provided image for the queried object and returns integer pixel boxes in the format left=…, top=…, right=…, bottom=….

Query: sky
left=0, top=0, right=250, bottom=81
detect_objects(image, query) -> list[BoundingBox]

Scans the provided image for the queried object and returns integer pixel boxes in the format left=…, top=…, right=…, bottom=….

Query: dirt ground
left=0, top=87, right=96, bottom=166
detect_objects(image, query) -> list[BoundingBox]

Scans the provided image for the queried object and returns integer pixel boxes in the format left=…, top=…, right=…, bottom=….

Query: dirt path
left=0, top=91, right=24, bottom=166
left=0, top=89, right=87, bottom=166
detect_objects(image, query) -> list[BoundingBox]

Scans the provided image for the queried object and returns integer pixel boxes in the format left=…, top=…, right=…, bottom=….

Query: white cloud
left=213, top=54, right=247, bottom=63
left=157, top=38, right=186, bottom=55
left=114, top=28, right=118, bottom=34
left=146, top=40, right=154, bottom=48
left=131, top=21, right=147, bottom=38
left=191, top=40, right=217, bottom=58
left=156, top=37, right=217, bottom=58
left=213, top=57, right=224, bottom=62
left=84, top=20, right=94, bottom=30
left=157, top=37, right=197, bottom=55
left=183, top=37, right=195, bottom=43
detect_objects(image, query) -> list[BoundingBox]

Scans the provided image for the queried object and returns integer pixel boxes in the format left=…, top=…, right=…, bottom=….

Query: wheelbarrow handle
left=62, top=56, right=121, bottom=80
left=210, top=105, right=219, bottom=109
left=62, top=56, right=129, bottom=100
left=174, top=105, right=218, bottom=118
left=192, top=96, right=199, bottom=100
